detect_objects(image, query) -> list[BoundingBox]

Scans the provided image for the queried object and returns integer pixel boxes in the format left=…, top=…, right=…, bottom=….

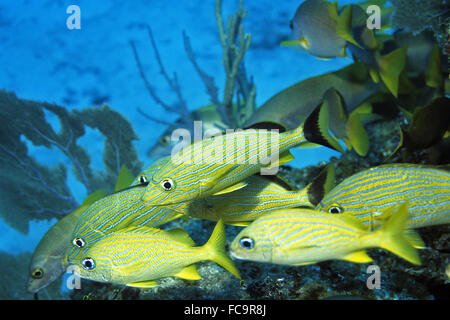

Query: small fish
left=27, top=189, right=107, bottom=293
left=141, top=103, right=339, bottom=206
left=316, top=164, right=450, bottom=230
left=230, top=203, right=423, bottom=266
left=283, top=0, right=349, bottom=59
left=74, top=220, right=241, bottom=287
left=189, top=164, right=335, bottom=226
left=243, top=62, right=381, bottom=156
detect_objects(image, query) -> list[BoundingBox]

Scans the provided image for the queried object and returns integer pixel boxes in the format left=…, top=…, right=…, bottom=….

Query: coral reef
left=391, top=0, right=449, bottom=52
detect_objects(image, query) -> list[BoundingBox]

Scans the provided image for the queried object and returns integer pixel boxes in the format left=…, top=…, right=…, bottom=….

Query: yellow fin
left=166, top=228, right=196, bottom=246
left=345, top=112, right=370, bottom=156
left=203, top=220, right=241, bottom=279
left=378, top=202, right=422, bottom=265
left=425, top=44, right=442, bottom=88
left=114, top=165, right=136, bottom=191
left=175, top=264, right=202, bottom=280
left=403, top=230, right=426, bottom=250
left=369, top=68, right=380, bottom=83
left=336, top=5, right=362, bottom=48
left=376, top=47, right=407, bottom=97
left=265, top=150, right=295, bottom=170
left=212, top=181, right=248, bottom=196
left=127, top=280, right=159, bottom=288
left=280, top=39, right=309, bottom=49
left=292, top=261, right=316, bottom=266
left=343, top=250, right=373, bottom=263
left=81, top=189, right=107, bottom=206
left=224, top=221, right=252, bottom=227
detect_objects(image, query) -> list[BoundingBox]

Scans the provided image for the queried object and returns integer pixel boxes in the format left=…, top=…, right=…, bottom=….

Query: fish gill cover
left=0, top=0, right=449, bottom=301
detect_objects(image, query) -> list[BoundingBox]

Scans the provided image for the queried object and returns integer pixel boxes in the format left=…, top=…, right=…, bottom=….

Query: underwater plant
left=131, top=0, right=256, bottom=159
left=0, top=90, right=143, bottom=233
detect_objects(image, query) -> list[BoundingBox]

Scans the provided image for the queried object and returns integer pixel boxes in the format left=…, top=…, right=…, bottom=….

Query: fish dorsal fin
left=174, top=264, right=202, bottom=280
left=307, top=164, right=336, bottom=206
left=166, top=228, right=196, bottom=246
left=126, top=280, right=159, bottom=288
left=114, top=165, right=136, bottom=191
left=343, top=250, right=373, bottom=263
left=81, top=189, right=107, bottom=207
left=336, top=5, right=362, bottom=48
left=335, top=214, right=367, bottom=231
left=212, top=181, right=248, bottom=196
left=119, top=226, right=161, bottom=236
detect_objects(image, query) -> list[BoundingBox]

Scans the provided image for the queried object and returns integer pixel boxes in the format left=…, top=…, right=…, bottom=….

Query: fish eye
left=81, top=258, right=96, bottom=270
left=289, top=20, right=294, bottom=30
left=159, top=135, right=171, bottom=145
left=239, top=237, right=255, bottom=250
left=73, top=237, right=86, bottom=248
left=31, top=268, right=44, bottom=279
left=139, top=176, right=148, bottom=184
left=160, top=178, right=174, bottom=191
left=328, top=205, right=344, bottom=214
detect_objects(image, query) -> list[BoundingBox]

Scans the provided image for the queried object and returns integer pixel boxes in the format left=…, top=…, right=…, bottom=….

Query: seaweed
left=132, top=0, right=256, bottom=158
left=0, top=90, right=142, bottom=233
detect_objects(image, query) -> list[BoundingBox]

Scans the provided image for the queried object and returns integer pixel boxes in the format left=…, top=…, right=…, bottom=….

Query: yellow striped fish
left=189, top=165, right=335, bottom=226
left=230, top=203, right=423, bottom=266
left=27, top=190, right=106, bottom=293
left=141, top=103, right=341, bottom=206
left=315, top=164, right=450, bottom=230
left=65, top=160, right=184, bottom=265
left=74, top=220, right=241, bottom=287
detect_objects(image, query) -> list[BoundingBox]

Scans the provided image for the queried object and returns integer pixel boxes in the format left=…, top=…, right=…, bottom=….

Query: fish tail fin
left=378, top=202, right=422, bottom=265
left=305, top=163, right=336, bottom=207
left=345, top=111, right=370, bottom=156
left=375, top=47, right=407, bottom=97
left=203, top=220, right=241, bottom=279
left=303, top=101, right=344, bottom=152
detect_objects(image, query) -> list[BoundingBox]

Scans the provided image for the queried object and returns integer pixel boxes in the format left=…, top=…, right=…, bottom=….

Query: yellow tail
left=203, top=220, right=241, bottom=279
left=377, top=202, right=423, bottom=265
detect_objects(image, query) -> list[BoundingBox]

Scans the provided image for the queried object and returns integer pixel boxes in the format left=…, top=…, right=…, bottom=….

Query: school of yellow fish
left=26, top=0, right=450, bottom=294
left=28, top=105, right=449, bottom=292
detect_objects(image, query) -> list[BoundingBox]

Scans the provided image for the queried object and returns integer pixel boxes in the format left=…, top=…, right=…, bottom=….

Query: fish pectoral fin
left=342, top=250, right=373, bottom=263
left=166, top=228, right=196, bottom=246
left=212, top=181, right=248, bottom=196
left=126, top=280, right=159, bottom=288
left=280, top=38, right=309, bottom=49
left=175, top=265, right=202, bottom=280
left=292, top=261, right=316, bottom=266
